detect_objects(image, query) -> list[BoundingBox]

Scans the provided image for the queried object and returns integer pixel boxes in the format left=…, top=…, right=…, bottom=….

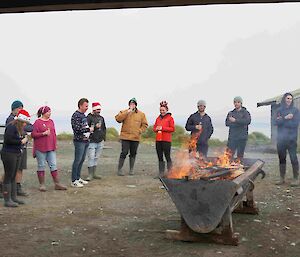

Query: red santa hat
left=92, top=102, right=102, bottom=111
left=15, top=109, right=31, bottom=123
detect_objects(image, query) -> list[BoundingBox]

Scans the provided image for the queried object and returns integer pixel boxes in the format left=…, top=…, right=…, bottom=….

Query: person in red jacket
left=153, top=101, right=175, bottom=177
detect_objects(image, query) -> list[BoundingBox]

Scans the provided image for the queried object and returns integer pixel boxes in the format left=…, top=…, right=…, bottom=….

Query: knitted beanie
left=11, top=100, right=23, bottom=111
left=128, top=98, right=137, bottom=106
left=197, top=100, right=206, bottom=107
left=234, top=96, right=243, bottom=103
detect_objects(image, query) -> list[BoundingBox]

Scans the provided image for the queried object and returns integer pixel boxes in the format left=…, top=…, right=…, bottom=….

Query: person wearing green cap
left=115, top=98, right=148, bottom=176
left=225, top=96, right=251, bottom=161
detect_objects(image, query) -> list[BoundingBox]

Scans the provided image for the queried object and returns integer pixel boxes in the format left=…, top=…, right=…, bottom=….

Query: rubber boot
left=290, top=162, right=300, bottom=187
left=167, top=161, right=173, bottom=173
left=93, top=166, right=102, bottom=179
left=51, top=170, right=67, bottom=190
left=0, top=182, right=3, bottom=199
left=17, top=183, right=29, bottom=197
left=129, top=157, right=136, bottom=176
left=154, top=161, right=165, bottom=179
left=11, top=182, right=25, bottom=205
left=275, top=164, right=286, bottom=185
left=86, top=166, right=94, bottom=181
left=117, top=158, right=125, bottom=176
left=3, top=183, right=18, bottom=207
left=37, top=171, right=46, bottom=192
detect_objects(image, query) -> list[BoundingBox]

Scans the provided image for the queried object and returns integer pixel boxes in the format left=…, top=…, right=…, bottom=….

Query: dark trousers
left=156, top=141, right=172, bottom=163
left=72, top=141, right=89, bottom=182
left=196, top=143, right=209, bottom=157
left=227, top=139, right=247, bottom=159
left=120, top=140, right=139, bottom=159
left=277, top=140, right=299, bottom=178
left=1, top=152, right=21, bottom=184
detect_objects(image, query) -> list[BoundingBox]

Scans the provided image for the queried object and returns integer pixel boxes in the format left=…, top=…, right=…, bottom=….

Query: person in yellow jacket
left=115, top=98, right=148, bottom=176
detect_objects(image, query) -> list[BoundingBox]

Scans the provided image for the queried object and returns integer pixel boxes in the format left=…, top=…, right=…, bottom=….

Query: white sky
left=1, top=3, right=300, bottom=139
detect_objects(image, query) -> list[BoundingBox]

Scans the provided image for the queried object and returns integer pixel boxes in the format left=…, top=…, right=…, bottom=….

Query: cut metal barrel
left=160, top=158, right=265, bottom=244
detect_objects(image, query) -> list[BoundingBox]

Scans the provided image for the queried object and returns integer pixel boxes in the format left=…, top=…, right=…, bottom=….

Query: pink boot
left=51, top=170, right=67, bottom=190
left=37, top=171, right=46, bottom=192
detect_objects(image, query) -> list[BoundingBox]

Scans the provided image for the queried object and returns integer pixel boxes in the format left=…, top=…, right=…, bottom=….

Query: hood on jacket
left=280, top=92, right=294, bottom=109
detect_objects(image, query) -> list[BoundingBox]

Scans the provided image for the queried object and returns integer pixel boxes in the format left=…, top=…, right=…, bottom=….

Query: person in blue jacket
left=185, top=100, right=214, bottom=157
left=275, top=92, right=299, bottom=186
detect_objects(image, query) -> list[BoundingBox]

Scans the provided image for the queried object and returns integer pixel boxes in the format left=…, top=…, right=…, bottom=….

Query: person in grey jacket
left=86, top=102, right=106, bottom=180
left=225, top=96, right=251, bottom=161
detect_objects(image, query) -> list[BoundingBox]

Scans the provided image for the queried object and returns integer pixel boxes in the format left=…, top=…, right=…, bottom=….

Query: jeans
left=35, top=150, right=57, bottom=172
left=72, top=141, right=89, bottom=182
left=120, top=140, right=139, bottom=159
left=1, top=152, right=21, bottom=184
left=87, top=141, right=104, bottom=167
left=227, top=139, right=247, bottom=159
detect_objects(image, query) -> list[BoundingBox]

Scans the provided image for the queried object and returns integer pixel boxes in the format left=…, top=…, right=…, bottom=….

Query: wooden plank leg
left=233, top=186, right=259, bottom=215
left=165, top=212, right=238, bottom=246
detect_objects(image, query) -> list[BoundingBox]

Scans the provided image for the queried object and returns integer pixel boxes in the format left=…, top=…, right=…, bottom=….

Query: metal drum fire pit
left=160, top=158, right=265, bottom=245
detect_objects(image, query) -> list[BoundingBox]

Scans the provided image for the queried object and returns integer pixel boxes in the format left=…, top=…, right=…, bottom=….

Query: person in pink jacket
left=31, top=106, right=67, bottom=191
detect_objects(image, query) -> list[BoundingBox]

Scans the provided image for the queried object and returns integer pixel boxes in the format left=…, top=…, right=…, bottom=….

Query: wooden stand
left=233, top=186, right=259, bottom=215
left=166, top=208, right=239, bottom=246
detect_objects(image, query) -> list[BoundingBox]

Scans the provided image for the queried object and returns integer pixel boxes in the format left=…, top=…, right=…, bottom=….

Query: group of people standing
left=0, top=93, right=299, bottom=207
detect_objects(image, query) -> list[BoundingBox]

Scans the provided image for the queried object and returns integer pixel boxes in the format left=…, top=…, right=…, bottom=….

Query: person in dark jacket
left=275, top=93, right=299, bottom=186
left=185, top=100, right=214, bottom=157
left=153, top=101, right=175, bottom=177
left=86, top=102, right=106, bottom=181
left=225, top=96, right=251, bottom=161
left=71, top=98, right=94, bottom=188
left=1, top=109, right=31, bottom=207
left=0, top=100, right=33, bottom=198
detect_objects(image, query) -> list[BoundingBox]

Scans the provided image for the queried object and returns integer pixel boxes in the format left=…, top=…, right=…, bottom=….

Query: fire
left=167, top=136, right=244, bottom=180
left=168, top=151, right=192, bottom=179
left=215, top=148, right=232, bottom=167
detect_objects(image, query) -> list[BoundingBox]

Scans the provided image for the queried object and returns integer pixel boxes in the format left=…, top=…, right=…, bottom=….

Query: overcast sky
left=1, top=3, right=300, bottom=139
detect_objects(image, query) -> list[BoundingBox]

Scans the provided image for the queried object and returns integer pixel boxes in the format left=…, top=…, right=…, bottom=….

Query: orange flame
left=167, top=142, right=244, bottom=180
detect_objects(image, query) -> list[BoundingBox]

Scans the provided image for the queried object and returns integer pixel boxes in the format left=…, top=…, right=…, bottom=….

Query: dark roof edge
left=257, top=100, right=277, bottom=108
left=0, top=0, right=298, bottom=15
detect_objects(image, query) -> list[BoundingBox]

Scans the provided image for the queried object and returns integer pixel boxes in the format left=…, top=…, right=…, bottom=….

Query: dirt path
left=0, top=141, right=299, bottom=257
